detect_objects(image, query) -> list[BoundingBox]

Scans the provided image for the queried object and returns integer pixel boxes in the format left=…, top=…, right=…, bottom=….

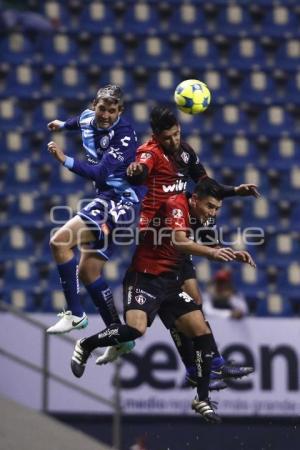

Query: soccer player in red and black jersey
left=70, top=178, right=255, bottom=423
left=100, top=106, right=256, bottom=388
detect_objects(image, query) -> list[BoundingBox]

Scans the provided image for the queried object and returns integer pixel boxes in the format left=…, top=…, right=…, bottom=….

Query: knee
left=49, top=230, right=70, bottom=256
left=126, top=311, right=147, bottom=336
left=78, top=260, right=103, bottom=285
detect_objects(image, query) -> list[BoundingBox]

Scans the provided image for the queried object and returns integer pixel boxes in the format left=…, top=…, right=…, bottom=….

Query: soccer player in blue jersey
left=46, top=86, right=144, bottom=364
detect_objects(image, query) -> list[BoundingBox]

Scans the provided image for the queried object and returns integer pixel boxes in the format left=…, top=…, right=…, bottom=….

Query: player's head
left=93, top=84, right=124, bottom=128
left=150, top=106, right=181, bottom=154
left=190, top=178, right=224, bottom=223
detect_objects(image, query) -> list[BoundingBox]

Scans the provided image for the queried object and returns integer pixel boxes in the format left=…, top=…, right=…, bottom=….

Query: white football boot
left=46, top=310, right=88, bottom=334
left=96, top=341, right=135, bottom=365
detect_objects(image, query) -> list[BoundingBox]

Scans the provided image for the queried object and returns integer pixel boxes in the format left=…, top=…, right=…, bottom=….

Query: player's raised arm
left=172, top=229, right=236, bottom=262
left=47, top=141, right=66, bottom=163
left=47, top=120, right=65, bottom=131
left=47, top=115, right=81, bottom=131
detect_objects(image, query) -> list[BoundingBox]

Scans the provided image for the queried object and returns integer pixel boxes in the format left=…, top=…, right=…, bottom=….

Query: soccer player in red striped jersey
left=70, top=178, right=255, bottom=423
left=124, top=106, right=257, bottom=389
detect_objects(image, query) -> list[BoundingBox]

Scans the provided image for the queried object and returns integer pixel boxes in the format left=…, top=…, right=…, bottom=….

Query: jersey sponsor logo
left=98, top=328, right=119, bottom=339
left=181, top=151, right=190, bottom=164
left=135, top=295, right=146, bottom=305
left=127, top=286, right=133, bottom=305
left=179, top=292, right=193, bottom=303
left=100, top=135, right=110, bottom=149
left=139, top=152, right=152, bottom=161
left=109, top=147, right=125, bottom=161
left=136, top=288, right=155, bottom=299
left=172, top=208, right=184, bottom=218
left=121, top=136, right=131, bottom=147
left=162, top=179, right=187, bottom=193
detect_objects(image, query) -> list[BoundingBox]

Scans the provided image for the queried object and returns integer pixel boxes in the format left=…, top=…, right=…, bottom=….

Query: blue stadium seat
left=262, top=6, right=298, bottom=37
left=0, top=226, right=34, bottom=258
left=90, top=34, right=125, bottom=66
left=43, top=1, right=70, bottom=28
left=146, top=69, right=181, bottom=101
left=222, top=135, right=256, bottom=164
left=269, top=137, right=296, bottom=166
left=256, top=292, right=293, bottom=317
left=14, top=192, right=42, bottom=226
left=108, top=67, right=134, bottom=93
left=122, top=2, right=159, bottom=34
left=256, top=106, right=294, bottom=136
left=3, top=132, right=30, bottom=162
left=264, top=232, right=299, bottom=264
left=78, top=1, right=114, bottom=33
left=203, top=70, right=230, bottom=105
left=228, top=38, right=266, bottom=69
left=0, top=33, right=36, bottom=64
left=39, top=34, right=78, bottom=66
left=212, top=105, right=249, bottom=135
left=285, top=72, right=300, bottom=105
left=134, top=36, right=172, bottom=68
left=52, top=66, right=87, bottom=99
left=31, top=101, right=68, bottom=131
left=181, top=37, right=219, bottom=69
left=217, top=5, right=252, bottom=36
left=5, top=64, right=41, bottom=99
left=4, top=259, right=39, bottom=288
left=275, top=39, right=300, bottom=71
left=0, top=99, right=22, bottom=131
left=3, top=288, right=37, bottom=312
left=240, top=71, right=275, bottom=104
left=167, top=3, right=206, bottom=35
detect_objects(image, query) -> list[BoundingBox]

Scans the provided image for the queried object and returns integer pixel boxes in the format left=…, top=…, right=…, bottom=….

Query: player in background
left=46, top=86, right=144, bottom=365
left=111, top=106, right=255, bottom=390
left=70, top=178, right=255, bottom=423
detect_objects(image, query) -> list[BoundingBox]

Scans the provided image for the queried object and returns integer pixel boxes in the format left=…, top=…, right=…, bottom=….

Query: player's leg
left=175, top=311, right=221, bottom=424
left=164, top=291, right=221, bottom=424
left=168, top=258, right=227, bottom=390
left=71, top=271, right=161, bottom=377
left=184, top=277, right=254, bottom=380
left=79, top=250, right=136, bottom=361
left=71, top=309, right=146, bottom=378
left=79, top=250, right=121, bottom=325
left=47, top=215, right=95, bottom=334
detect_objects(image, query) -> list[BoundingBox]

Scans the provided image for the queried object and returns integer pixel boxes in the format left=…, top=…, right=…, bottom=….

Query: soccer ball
left=174, top=79, right=211, bottom=114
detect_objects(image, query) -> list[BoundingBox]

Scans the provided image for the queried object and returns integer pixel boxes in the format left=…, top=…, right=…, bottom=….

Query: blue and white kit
left=61, top=109, right=146, bottom=258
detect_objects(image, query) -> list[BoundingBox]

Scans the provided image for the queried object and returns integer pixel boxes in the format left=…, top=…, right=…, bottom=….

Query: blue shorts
left=77, top=198, right=140, bottom=260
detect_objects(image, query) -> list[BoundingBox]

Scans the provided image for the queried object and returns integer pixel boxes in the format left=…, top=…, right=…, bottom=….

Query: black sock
left=169, top=327, right=195, bottom=370
left=205, top=320, right=221, bottom=358
left=193, top=334, right=215, bottom=400
left=81, top=324, right=142, bottom=352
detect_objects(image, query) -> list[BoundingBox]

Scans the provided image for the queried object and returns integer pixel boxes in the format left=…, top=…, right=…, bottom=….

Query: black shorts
left=180, top=255, right=196, bottom=283
left=123, top=270, right=199, bottom=329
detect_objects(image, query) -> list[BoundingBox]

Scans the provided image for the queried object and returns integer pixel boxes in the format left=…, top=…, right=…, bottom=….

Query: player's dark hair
left=194, top=177, right=224, bottom=200
left=150, top=106, right=178, bottom=134
left=95, top=84, right=124, bottom=106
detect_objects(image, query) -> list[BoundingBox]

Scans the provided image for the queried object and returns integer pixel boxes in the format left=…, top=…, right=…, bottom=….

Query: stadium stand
left=1, top=0, right=300, bottom=317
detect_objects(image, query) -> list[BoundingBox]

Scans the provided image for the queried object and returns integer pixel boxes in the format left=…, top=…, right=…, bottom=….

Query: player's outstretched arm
left=47, top=141, right=66, bottom=164
left=127, top=162, right=149, bottom=184
left=233, top=250, right=256, bottom=267
left=234, top=184, right=260, bottom=198
left=47, top=141, right=123, bottom=186
left=172, top=230, right=236, bottom=262
left=47, top=120, right=65, bottom=131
